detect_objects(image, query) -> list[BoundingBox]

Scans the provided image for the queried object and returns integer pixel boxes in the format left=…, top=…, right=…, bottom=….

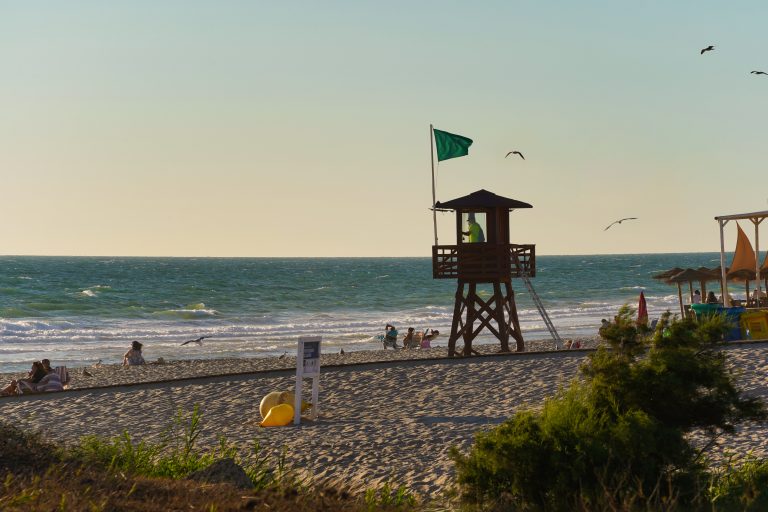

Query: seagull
left=604, top=217, right=638, bottom=231
left=700, top=45, right=715, bottom=55
left=505, top=151, right=525, bottom=160
left=751, top=70, right=768, bottom=75
left=83, top=369, right=93, bottom=377
left=278, top=351, right=287, bottom=360
left=340, top=348, right=345, bottom=355
left=180, top=336, right=208, bottom=346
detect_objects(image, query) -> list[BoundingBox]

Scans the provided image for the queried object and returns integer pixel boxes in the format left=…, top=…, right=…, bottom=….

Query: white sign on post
left=294, top=336, right=321, bottom=425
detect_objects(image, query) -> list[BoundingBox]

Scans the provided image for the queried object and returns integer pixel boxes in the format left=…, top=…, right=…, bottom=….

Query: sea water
left=0, top=254, right=736, bottom=372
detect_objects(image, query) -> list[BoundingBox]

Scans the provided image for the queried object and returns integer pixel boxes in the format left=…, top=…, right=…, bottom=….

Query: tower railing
left=432, top=244, right=535, bottom=280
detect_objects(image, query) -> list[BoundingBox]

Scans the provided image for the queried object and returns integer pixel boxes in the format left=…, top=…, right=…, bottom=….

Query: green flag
left=433, top=128, right=473, bottom=161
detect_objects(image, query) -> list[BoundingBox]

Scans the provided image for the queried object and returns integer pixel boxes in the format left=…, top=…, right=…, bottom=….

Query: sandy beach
left=1, top=339, right=767, bottom=499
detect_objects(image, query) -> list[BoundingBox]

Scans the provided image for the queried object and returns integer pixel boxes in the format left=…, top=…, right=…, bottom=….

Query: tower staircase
left=519, top=273, right=563, bottom=349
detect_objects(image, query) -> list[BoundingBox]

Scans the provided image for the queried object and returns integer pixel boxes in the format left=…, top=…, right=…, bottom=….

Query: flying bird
left=700, top=45, right=715, bottom=55
left=604, top=217, right=638, bottom=231
left=751, top=70, right=768, bottom=75
left=505, top=151, right=525, bottom=160
left=180, top=336, right=209, bottom=346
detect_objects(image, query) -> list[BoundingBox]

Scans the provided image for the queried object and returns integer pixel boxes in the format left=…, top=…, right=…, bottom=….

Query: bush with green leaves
left=451, top=307, right=767, bottom=510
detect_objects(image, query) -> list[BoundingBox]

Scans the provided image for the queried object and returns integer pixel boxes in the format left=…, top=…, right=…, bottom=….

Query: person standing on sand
left=123, top=341, right=146, bottom=366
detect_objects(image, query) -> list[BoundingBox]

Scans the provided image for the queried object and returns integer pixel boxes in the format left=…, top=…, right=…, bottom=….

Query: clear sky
left=2, top=1, right=768, bottom=257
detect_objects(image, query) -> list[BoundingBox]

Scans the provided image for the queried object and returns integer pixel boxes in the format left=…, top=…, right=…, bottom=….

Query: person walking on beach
left=462, top=214, right=485, bottom=243
left=123, top=341, right=146, bottom=366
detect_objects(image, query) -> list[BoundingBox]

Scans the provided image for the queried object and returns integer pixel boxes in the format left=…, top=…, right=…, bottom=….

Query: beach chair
left=54, top=366, right=70, bottom=389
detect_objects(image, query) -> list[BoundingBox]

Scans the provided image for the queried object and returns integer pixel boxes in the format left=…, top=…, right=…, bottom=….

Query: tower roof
left=435, top=189, right=532, bottom=211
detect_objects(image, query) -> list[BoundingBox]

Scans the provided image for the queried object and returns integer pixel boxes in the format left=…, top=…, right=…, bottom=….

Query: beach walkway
left=2, top=344, right=768, bottom=498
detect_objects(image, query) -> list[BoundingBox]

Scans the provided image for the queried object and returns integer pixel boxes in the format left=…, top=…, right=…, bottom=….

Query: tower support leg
left=447, top=280, right=524, bottom=356
left=505, top=282, right=525, bottom=352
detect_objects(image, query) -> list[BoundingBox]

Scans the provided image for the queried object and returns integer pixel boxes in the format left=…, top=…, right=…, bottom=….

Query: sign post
left=294, top=336, right=321, bottom=425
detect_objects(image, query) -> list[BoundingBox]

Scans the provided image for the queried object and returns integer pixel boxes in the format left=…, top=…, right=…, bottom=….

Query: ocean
left=0, top=253, right=736, bottom=372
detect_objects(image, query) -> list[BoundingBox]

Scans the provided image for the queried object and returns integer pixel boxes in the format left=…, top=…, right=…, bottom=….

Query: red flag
left=638, top=291, right=648, bottom=326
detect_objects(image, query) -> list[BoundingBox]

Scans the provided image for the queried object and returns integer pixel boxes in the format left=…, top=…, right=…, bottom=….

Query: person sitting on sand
left=421, top=329, right=439, bottom=349
left=41, top=359, right=54, bottom=374
left=1, top=361, right=47, bottom=396
left=383, top=324, right=399, bottom=349
left=402, top=327, right=416, bottom=349
left=40, top=358, right=69, bottom=389
left=123, top=341, right=146, bottom=366
left=706, top=291, right=719, bottom=304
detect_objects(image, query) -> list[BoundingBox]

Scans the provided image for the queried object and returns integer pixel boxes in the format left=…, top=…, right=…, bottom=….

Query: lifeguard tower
left=432, top=189, right=561, bottom=356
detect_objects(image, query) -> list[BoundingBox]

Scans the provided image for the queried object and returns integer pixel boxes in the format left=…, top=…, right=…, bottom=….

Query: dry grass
left=0, top=421, right=411, bottom=511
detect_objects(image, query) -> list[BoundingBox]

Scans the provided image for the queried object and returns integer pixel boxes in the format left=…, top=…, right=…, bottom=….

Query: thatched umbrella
left=695, top=266, right=723, bottom=298
left=666, top=268, right=718, bottom=316
left=652, top=267, right=684, bottom=281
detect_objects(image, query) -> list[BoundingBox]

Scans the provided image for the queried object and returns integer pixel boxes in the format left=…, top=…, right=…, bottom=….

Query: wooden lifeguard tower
left=432, top=189, right=537, bottom=356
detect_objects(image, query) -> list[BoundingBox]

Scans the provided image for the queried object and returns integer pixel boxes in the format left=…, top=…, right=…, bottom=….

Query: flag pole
left=430, top=124, right=437, bottom=246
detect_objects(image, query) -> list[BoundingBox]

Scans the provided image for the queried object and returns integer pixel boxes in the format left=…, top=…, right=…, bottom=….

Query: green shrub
left=451, top=307, right=767, bottom=510
left=709, top=455, right=768, bottom=511
left=364, top=481, right=417, bottom=510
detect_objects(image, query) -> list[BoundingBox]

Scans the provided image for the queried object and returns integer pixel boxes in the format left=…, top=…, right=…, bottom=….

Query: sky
left=2, top=1, right=768, bottom=257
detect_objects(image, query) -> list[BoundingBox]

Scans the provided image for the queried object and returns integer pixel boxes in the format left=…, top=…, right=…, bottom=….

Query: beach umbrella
left=652, top=267, right=684, bottom=281
left=665, top=268, right=716, bottom=316
left=637, top=291, right=648, bottom=326
left=695, top=266, right=723, bottom=298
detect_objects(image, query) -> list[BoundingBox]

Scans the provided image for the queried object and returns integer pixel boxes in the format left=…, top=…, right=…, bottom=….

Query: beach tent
left=727, top=223, right=758, bottom=303
left=714, top=210, right=768, bottom=307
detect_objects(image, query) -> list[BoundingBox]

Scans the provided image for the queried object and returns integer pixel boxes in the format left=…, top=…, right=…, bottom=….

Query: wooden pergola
left=714, top=210, right=768, bottom=307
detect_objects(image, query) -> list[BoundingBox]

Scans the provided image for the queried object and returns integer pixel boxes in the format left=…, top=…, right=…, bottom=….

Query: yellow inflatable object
left=259, top=391, right=284, bottom=419
left=279, top=391, right=312, bottom=413
left=259, top=403, right=294, bottom=427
